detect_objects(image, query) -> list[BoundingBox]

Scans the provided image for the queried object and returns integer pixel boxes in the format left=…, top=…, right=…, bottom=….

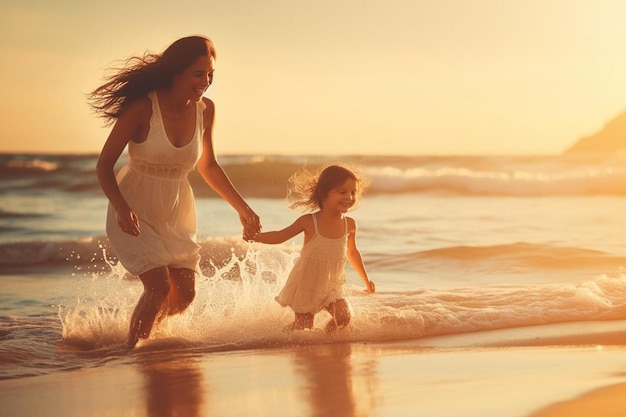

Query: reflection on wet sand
left=137, top=353, right=205, bottom=417
left=131, top=341, right=380, bottom=416
left=291, top=343, right=380, bottom=417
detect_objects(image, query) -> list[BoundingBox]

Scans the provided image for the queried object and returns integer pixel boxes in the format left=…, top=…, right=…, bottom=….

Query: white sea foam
left=58, top=244, right=626, bottom=351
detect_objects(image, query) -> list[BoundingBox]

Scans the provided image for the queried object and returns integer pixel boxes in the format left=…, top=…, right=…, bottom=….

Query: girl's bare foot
left=282, top=321, right=313, bottom=332
left=324, top=319, right=338, bottom=333
left=282, top=313, right=314, bottom=332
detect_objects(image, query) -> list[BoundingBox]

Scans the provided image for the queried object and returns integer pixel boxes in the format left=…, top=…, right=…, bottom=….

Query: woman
left=90, top=35, right=261, bottom=348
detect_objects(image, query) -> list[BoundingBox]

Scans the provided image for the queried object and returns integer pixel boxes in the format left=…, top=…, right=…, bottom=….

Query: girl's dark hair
left=288, top=164, right=368, bottom=211
left=88, top=35, right=216, bottom=124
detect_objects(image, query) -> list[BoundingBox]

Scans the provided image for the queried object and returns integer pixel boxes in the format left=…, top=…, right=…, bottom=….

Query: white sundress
left=106, top=91, right=205, bottom=276
left=275, top=213, right=349, bottom=314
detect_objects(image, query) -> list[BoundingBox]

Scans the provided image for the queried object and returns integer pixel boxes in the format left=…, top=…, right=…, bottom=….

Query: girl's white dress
left=276, top=213, right=348, bottom=314
left=106, top=91, right=205, bottom=276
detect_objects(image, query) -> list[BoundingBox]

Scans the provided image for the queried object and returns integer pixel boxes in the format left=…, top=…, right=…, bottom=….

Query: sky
left=2, top=0, right=626, bottom=156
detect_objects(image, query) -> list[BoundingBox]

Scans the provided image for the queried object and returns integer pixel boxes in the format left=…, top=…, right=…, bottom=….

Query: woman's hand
left=364, top=279, right=376, bottom=294
left=116, top=206, right=140, bottom=236
left=242, top=228, right=258, bottom=242
left=240, top=207, right=261, bottom=241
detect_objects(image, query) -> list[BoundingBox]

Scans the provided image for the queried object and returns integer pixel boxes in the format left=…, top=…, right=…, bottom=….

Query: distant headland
left=564, top=110, right=626, bottom=154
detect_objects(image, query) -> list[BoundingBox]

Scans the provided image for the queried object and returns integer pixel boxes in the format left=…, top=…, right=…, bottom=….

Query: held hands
left=364, top=279, right=376, bottom=294
left=116, top=206, right=140, bottom=236
left=240, top=207, right=261, bottom=242
left=243, top=227, right=258, bottom=242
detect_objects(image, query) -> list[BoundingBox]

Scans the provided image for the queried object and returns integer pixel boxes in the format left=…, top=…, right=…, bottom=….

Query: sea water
left=1, top=153, right=626, bottom=379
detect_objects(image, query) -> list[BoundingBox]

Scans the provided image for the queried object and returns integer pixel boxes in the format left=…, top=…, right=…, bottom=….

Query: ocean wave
left=0, top=237, right=112, bottom=269
left=2, top=242, right=626, bottom=379
left=2, top=153, right=626, bottom=197
left=364, top=242, right=626, bottom=276
left=365, top=165, right=626, bottom=196
left=415, top=242, right=626, bottom=269
left=0, top=210, right=48, bottom=219
left=3, top=237, right=624, bottom=279
left=4, top=159, right=58, bottom=172
left=352, top=273, right=626, bottom=341
left=0, top=236, right=255, bottom=275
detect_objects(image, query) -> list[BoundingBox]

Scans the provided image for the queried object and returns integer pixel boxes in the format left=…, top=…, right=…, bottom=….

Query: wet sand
left=2, top=321, right=626, bottom=417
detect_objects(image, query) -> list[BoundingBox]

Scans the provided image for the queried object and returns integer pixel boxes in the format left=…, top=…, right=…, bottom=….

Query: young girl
left=89, top=36, right=261, bottom=348
left=246, top=165, right=375, bottom=332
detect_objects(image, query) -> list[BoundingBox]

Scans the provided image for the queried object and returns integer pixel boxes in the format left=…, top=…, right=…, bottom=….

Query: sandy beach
left=2, top=321, right=626, bottom=417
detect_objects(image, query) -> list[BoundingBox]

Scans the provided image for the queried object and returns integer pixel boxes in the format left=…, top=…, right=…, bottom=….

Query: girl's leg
left=128, top=267, right=171, bottom=348
left=163, top=267, right=196, bottom=316
left=283, top=312, right=314, bottom=331
left=324, top=299, right=351, bottom=333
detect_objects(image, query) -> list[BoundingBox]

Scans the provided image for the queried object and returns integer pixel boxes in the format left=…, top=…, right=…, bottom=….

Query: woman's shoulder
left=126, top=95, right=152, bottom=116
left=201, top=96, right=215, bottom=112
left=122, top=95, right=152, bottom=120
left=201, top=97, right=215, bottom=124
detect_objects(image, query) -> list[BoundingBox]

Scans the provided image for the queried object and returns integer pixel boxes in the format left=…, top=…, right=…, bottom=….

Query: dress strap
left=148, top=91, right=160, bottom=117
left=343, top=217, right=348, bottom=237
left=196, top=97, right=206, bottom=133
left=311, top=213, right=319, bottom=235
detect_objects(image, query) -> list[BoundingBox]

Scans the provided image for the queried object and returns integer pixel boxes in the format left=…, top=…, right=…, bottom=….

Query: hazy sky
left=2, top=0, right=626, bottom=155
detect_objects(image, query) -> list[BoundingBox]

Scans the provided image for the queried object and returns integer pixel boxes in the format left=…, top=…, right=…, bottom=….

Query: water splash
left=58, top=241, right=626, bottom=352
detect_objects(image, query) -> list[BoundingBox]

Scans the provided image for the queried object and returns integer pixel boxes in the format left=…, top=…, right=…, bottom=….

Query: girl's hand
left=364, top=279, right=375, bottom=294
left=116, top=206, right=140, bottom=236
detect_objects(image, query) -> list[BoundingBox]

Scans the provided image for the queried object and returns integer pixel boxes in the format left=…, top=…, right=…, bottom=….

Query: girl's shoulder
left=295, top=213, right=315, bottom=225
left=294, top=213, right=317, bottom=232
left=344, top=215, right=358, bottom=233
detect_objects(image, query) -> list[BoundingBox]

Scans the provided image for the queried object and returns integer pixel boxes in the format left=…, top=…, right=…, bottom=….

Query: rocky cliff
left=564, top=110, right=626, bottom=154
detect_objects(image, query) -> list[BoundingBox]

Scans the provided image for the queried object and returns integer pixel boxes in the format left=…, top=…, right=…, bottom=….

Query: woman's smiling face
left=173, top=53, right=215, bottom=102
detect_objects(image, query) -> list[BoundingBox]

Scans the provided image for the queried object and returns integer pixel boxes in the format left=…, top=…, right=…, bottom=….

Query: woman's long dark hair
left=88, top=35, right=216, bottom=124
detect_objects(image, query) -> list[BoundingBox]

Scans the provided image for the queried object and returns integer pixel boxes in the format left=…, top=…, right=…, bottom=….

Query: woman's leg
left=128, top=267, right=171, bottom=348
left=164, top=267, right=196, bottom=316
left=324, top=299, right=351, bottom=333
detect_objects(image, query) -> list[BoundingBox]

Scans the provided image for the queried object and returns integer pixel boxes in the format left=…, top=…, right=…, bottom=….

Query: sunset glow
left=2, top=0, right=626, bottom=155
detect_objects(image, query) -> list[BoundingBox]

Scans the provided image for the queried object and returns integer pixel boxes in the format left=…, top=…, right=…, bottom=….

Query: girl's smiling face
left=323, top=178, right=358, bottom=213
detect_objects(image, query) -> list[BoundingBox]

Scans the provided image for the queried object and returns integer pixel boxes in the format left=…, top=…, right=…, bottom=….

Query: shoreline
left=2, top=322, right=626, bottom=417
left=405, top=319, right=626, bottom=349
